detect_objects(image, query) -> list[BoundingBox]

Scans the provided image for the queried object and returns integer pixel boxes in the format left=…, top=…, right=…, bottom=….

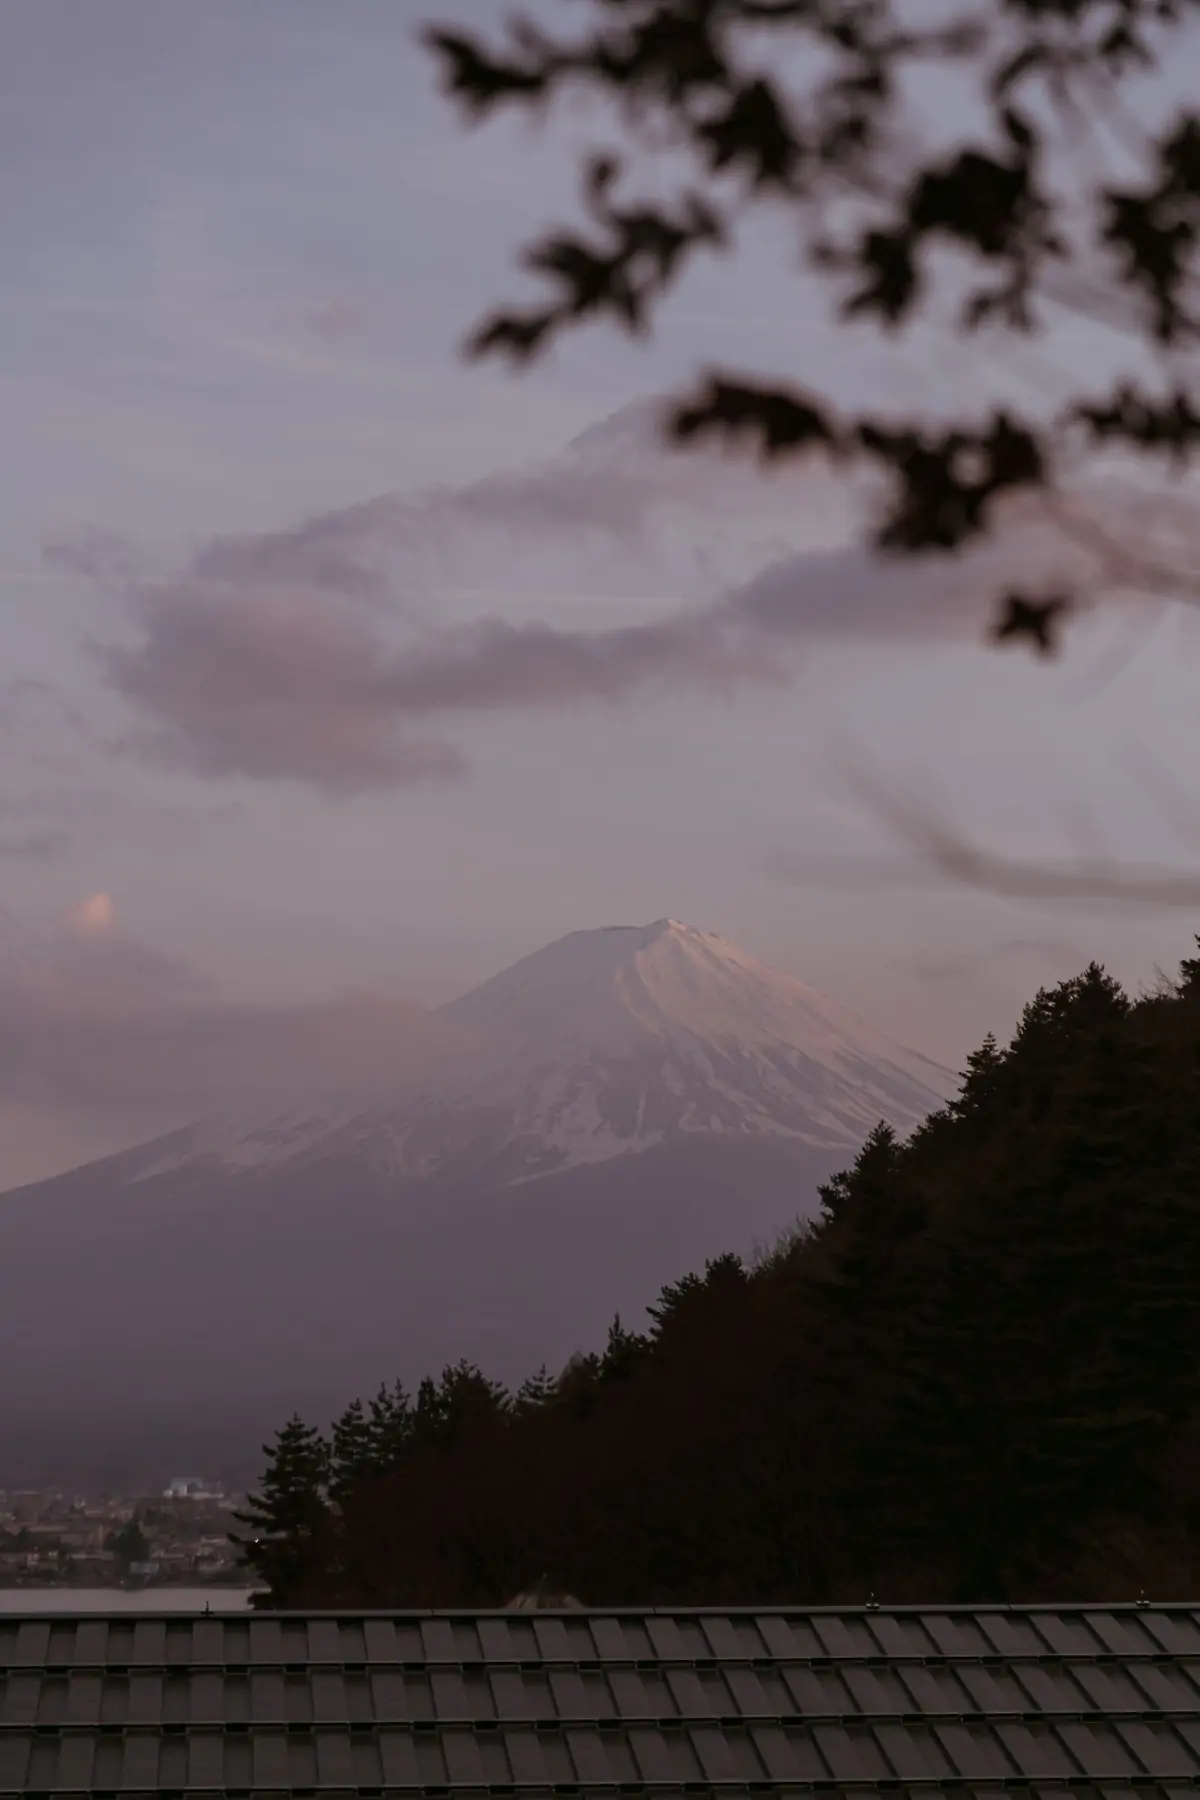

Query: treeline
left=233, top=944, right=1200, bottom=1607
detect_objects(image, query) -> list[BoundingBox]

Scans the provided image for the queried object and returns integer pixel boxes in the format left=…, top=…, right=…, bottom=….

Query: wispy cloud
left=60, top=401, right=1096, bottom=791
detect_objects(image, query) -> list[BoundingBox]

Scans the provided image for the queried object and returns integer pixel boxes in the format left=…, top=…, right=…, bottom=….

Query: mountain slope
left=137, top=919, right=947, bottom=1183
left=437, top=917, right=946, bottom=1154
left=0, top=920, right=950, bottom=1486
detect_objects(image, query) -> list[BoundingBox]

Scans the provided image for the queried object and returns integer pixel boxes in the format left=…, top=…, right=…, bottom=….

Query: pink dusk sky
left=4, top=0, right=1200, bottom=1188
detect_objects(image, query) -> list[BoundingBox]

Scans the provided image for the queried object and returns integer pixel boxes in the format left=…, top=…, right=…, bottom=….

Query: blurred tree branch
left=425, top=0, right=1200, bottom=657
left=766, top=753, right=1200, bottom=907
left=424, top=0, right=1200, bottom=904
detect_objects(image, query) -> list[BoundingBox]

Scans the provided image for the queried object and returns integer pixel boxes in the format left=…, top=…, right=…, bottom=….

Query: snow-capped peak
left=121, top=920, right=952, bottom=1184
left=439, top=917, right=941, bottom=1082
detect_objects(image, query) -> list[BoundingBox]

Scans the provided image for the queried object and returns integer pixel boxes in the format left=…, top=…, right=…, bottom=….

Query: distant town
left=0, top=1478, right=247, bottom=1589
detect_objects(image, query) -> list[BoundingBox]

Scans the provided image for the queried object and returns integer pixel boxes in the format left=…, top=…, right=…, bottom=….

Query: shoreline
left=0, top=1585, right=254, bottom=1611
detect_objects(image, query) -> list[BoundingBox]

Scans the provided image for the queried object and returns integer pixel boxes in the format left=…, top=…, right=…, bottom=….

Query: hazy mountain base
left=0, top=1136, right=842, bottom=1489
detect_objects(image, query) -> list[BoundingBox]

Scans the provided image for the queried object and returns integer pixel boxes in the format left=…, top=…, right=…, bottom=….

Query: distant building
left=162, top=1477, right=223, bottom=1500
left=8, top=1491, right=53, bottom=1524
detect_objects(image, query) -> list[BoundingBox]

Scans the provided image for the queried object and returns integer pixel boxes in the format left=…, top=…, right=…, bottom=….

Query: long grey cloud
left=62, top=401, right=1097, bottom=791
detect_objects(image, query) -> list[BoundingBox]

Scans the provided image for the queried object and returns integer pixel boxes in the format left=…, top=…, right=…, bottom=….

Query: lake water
left=0, top=1587, right=253, bottom=1612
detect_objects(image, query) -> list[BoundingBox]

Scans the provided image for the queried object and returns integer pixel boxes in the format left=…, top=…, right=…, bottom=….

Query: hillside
left=240, top=945, right=1200, bottom=1608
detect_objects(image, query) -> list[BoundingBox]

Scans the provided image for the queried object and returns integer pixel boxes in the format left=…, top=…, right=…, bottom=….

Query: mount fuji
left=0, top=921, right=950, bottom=1487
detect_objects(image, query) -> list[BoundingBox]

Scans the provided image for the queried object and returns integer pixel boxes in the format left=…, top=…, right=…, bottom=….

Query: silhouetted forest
left=234, top=944, right=1200, bottom=1606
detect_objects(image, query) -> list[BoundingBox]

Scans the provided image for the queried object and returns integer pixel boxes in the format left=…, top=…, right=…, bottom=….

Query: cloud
left=65, top=893, right=114, bottom=939
left=0, top=921, right=473, bottom=1131
left=100, top=587, right=467, bottom=789
left=62, top=398, right=1097, bottom=791
left=97, top=528, right=1083, bottom=790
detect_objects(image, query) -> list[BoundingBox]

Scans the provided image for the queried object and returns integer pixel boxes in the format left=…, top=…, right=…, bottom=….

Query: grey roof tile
left=1143, top=1610, right=1200, bottom=1654
left=0, top=1674, right=36, bottom=1726
left=527, top=1614, right=574, bottom=1661
left=995, top=1719, right=1078, bottom=1777
left=698, top=1610, right=753, bottom=1658
left=4, top=1603, right=1200, bottom=1795
left=430, top=1666, right=471, bottom=1720
left=251, top=1726, right=289, bottom=1785
left=474, top=1613, right=519, bottom=1662
left=378, top=1726, right=423, bottom=1786
left=546, top=1665, right=594, bottom=1717
left=690, top=1719, right=751, bottom=1782
left=1015, top=1658, right=1095, bottom=1712
left=868, top=1612, right=940, bottom=1657
left=0, top=1739, right=27, bottom=1792
left=812, top=1720, right=893, bottom=1781
left=643, top=1612, right=692, bottom=1660
left=725, top=1664, right=779, bottom=1716
left=810, top=1612, right=867, bottom=1657
left=752, top=1721, right=825, bottom=1782
left=781, top=1660, right=849, bottom=1715
left=1116, top=1718, right=1200, bottom=1778
left=185, top=1727, right=226, bottom=1786
left=1087, top=1609, right=1166, bottom=1655
left=1071, top=1659, right=1153, bottom=1712
left=921, top=1611, right=994, bottom=1657
left=563, top=1722, right=612, bottom=1783
left=362, top=1615, right=399, bottom=1663
left=843, top=1661, right=908, bottom=1714
left=1026, top=1611, right=1095, bottom=1657
left=11, top=1622, right=50, bottom=1667
left=947, top=1720, right=1025, bottom=1779
left=1059, top=1718, right=1141, bottom=1777
left=974, top=1609, right=1054, bottom=1656
left=444, top=1723, right=493, bottom=1788
left=120, top=1729, right=162, bottom=1789
left=51, top=1731, right=96, bottom=1790
left=628, top=1722, right=694, bottom=1782
left=898, top=1660, right=975, bottom=1712
left=1128, top=1658, right=1200, bottom=1711
left=873, top=1719, right=955, bottom=1780
left=609, top=1664, right=663, bottom=1717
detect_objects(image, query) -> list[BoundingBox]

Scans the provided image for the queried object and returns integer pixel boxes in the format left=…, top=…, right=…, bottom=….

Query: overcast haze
left=4, top=0, right=1200, bottom=1189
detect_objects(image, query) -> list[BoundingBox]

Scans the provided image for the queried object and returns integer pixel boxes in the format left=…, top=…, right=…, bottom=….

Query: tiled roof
left=2, top=1603, right=1200, bottom=1796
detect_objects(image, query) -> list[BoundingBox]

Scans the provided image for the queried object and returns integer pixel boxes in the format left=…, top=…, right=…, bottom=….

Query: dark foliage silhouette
left=238, top=936, right=1200, bottom=1606
left=423, top=0, right=1200, bottom=653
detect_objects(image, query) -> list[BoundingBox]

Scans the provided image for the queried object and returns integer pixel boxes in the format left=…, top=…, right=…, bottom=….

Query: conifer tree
left=950, top=1032, right=1006, bottom=1117
left=109, top=1516, right=150, bottom=1575
left=329, top=1398, right=375, bottom=1508
left=646, top=1253, right=747, bottom=1344
left=230, top=1414, right=331, bottom=1604
left=554, top=1350, right=604, bottom=1420
left=411, top=1362, right=510, bottom=1453
left=365, top=1381, right=415, bottom=1476
left=598, top=1314, right=651, bottom=1384
left=513, top=1365, right=555, bottom=1416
